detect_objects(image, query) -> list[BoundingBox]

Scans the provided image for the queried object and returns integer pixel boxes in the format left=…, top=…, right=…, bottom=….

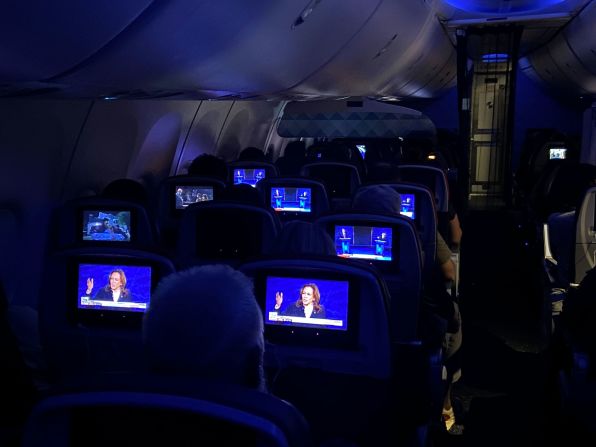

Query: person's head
left=143, top=264, right=265, bottom=390
left=381, top=232, right=387, bottom=239
left=238, top=146, right=266, bottom=162
left=352, top=184, right=402, bottom=215
left=187, top=154, right=228, bottom=181
left=103, top=218, right=112, bottom=228
left=107, top=269, right=126, bottom=292
left=270, top=221, right=335, bottom=256
left=176, top=188, right=183, bottom=195
left=102, top=178, right=148, bottom=206
left=297, top=283, right=321, bottom=311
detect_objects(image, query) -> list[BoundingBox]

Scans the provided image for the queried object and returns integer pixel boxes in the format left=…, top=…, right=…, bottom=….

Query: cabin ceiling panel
left=377, top=19, right=457, bottom=98
left=523, top=0, right=596, bottom=98
left=0, top=1, right=153, bottom=81
left=287, top=0, right=456, bottom=98
left=562, top=0, right=596, bottom=74
left=49, top=0, right=383, bottom=97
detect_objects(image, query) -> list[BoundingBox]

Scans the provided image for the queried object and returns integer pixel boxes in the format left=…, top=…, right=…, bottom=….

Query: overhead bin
left=277, top=98, right=436, bottom=139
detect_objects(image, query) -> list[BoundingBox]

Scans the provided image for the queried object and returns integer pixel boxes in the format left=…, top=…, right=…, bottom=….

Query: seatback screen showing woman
left=334, top=225, right=393, bottom=262
left=77, top=263, right=152, bottom=314
left=270, top=187, right=312, bottom=213
left=265, top=276, right=349, bottom=332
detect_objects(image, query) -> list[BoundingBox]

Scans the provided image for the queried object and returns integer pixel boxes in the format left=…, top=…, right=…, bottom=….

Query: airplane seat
left=275, top=140, right=307, bottom=177
left=546, top=211, right=576, bottom=290
left=313, top=212, right=442, bottom=438
left=396, top=164, right=449, bottom=214
left=307, top=141, right=367, bottom=179
left=0, top=280, right=39, bottom=443
left=356, top=182, right=437, bottom=279
left=573, top=186, right=596, bottom=285
left=156, top=175, right=226, bottom=252
left=558, top=266, right=596, bottom=443
left=22, top=372, right=313, bottom=447
left=38, top=247, right=176, bottom=382
left=238, top=256, right=398, bottom=444
left=228, top=160, right=279, bottom=189
left=300, top=162, right=361, bottom=211
left=49, top=196, right=158, bottom=253
left=256, top=177, right=330, bottom=222
left=174, top=201, right=282, bottom=269
left=529, top=162, right=596, bottom=222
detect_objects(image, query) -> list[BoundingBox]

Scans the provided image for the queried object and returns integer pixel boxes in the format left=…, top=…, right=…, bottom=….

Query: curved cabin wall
left=520, top=0, right=596, bottom=99
left=0, top=98, right=279, bottom=306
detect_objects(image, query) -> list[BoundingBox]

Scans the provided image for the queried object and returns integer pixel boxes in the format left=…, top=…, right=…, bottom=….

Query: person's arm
left=436, top=234, right=456, bottom=283
left=274, top=291, right=283, bottom=311
left=449, top=213, right=462, bottom=250
left=85, top=278, right=94, bottom=296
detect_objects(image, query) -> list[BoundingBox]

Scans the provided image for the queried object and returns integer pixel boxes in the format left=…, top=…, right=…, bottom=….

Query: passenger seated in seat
left=143, top=264, right=265, bottom=391
left=352, top=184, right=463, bottom=434
left=269, top=220, right=336, bottom=256
left=187, top=154, right=228, bottom=182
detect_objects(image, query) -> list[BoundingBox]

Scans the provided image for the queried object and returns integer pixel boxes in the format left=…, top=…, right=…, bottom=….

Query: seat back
left=397, top=164, right=449, bottom=213
left=156, top=175, right=226, bottom=250
left=39, top=247, right=175, bottom=381
left=575, top=186, right=596, bottom=284
left=23, top=373, right=312, bottom=447
left=357, top=182, right=437, bottom=278
left=228, top=161, right=279, bottom=188
left=300, top=162, right=361, bottom=210
left=239, top=256, right=431, bottom=444
left=256, top=177, right=330, bottom=222
left=175, top=201, right=282, bottom=268
left=50, top=197, right=157, bottom=252
left=315, top=212, right=423, bottom=343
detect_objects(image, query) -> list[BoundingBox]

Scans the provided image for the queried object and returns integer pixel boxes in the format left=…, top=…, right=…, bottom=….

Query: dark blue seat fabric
left=315, top=212, right=422, bottom=343
left=39, top=247, right=175, bottom=381
left=23, top=372, right=313, bottom=447
left=357, top=182, right=437, bottom=278
left=228, top=161, right=279, bottom=188
left=50, top=197, right=158, bottom=252
left=175, top=201, right=281, bottom=268
left=157, top=175, right=227, bottom=251
left=300, top=162, right=361, bottom=210
left=397, top=164, right=449, bottom=213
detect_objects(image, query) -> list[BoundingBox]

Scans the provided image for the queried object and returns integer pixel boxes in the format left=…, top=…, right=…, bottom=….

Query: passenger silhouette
left=187, top=154, right=228, bottom=182
left=143, top=264, right=265, bottom=390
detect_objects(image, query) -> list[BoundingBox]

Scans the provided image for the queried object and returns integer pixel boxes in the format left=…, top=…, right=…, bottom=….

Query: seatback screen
left=270, top=187, right=312, bottom=213
left=82, top=210, right=131, bottom=242
left=400, top=193, right=415, bottom=220
left=77, top=263, right=152, bottom=313
left=265, top=276, right=349, bottom=331
left=233, top=168, right=266, bottom=187
left=175, top=185, right=214, bottom=209
left=334, top=225, right=393, bottom=262
left=549, top=148, right=567, bottom=160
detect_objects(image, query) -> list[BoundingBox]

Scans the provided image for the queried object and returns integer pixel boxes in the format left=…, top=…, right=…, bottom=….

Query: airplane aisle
left=437, top=209, right=561, bottom=446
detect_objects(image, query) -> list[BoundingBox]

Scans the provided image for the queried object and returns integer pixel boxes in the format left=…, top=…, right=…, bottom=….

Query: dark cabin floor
left=433, top=208, right=570, bottom=447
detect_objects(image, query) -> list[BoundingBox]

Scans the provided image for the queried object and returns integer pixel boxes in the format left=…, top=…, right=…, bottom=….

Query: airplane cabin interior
left=0, top=1, right=596, bottom=446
